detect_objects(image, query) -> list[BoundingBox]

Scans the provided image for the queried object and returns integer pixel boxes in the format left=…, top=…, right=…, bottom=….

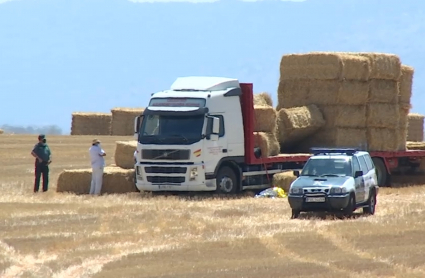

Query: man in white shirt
left=89, top=139, right=106, bottom=195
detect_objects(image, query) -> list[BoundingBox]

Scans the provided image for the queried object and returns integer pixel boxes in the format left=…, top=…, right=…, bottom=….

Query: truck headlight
left=330, top=187, right=346, bottom=194
left=136, top=166, right=143, bottom=180
left=290, top=187, right=303, bottom=194
left=190, top=167, right=198, bottom=181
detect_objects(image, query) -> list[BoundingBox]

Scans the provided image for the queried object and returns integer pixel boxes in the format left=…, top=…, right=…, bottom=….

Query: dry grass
left=2, top=135, right=425, bottom=277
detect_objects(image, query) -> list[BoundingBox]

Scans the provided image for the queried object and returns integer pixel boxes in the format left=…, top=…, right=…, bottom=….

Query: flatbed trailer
left=239, top=83, right=425, bottom=188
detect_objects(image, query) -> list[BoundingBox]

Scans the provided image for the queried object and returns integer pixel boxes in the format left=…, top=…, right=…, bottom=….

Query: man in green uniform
left=31, top=134, right=52, bottom=192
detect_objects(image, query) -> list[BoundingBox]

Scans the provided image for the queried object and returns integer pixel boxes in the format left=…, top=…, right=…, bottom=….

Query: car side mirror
left=293, top=170, right=300, bottom=177
left=354, top=170, right=363, bottom=178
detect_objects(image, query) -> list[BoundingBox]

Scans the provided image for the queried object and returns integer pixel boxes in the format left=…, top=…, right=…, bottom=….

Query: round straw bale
left=406, top=141, right=425, bottom=150
left=254, top=106, right=277, bottom=132
left=367, top=128, right=400, bottom=151
left=354, top=52, right=402, bottom=80
left=111, top=107, right=144, bottom=136
left=368, top=80, right=400, bottom=104
left=253, top=132, right=280, bottom=158
left=272, top=171, right=298, bottom=192
left=399, top=65, right=414, bottom=105
left=254, top=92, right=273, bottom=107
left=57, top=166, right=137, bottom=194
left=279, top=52, right=370, bottom=81
left=277, top=105, right=325, bottom=145
left=407, top=113, right=424, bottom=142
left=115, top=141, right=137, bottom=169
left=366, top=104, right=400, bottom=129
left=319, top=105, right=366, bottom=129
left=71, top=112, right=112, bottom=135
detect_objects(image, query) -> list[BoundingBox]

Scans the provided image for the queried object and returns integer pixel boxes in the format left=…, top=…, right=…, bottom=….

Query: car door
left=356, top=155, right=369, bottom=203
left=362, top=154, right=376, bottom=198
left=352, top=156, right=365, bottom=203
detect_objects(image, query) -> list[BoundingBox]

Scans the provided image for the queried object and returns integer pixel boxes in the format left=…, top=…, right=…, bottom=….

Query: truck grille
left=142, top=149, right=190, bottom=160
left=147, top=176, right=185, bottom=184
left=145, top=166, right=187, bottom=174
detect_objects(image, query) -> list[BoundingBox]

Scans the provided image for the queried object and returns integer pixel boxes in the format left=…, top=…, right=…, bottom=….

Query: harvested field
left=254, top=106, right=277, bottom=133
left=114, top=141, right=137, bottom=169
left=399, top=65, right=414, bottom=105
left=368, top=79, right=400, bottom=104
left=407, top=113, right=424, bottom=142
left=111, top=108, right=144, bottom=136
left=2, top=135, right=425, bottom=277
left=272, top=171, right=297, bottom=191
left=253, top=132, right=280, bottom=157
left=276, top=105, right=325, bottom=145
left=319, top=105, right=366, bottom=128
left=366, top=103, right=400, bottom=129
left=71, top=112, right=112, bottom=135
left=254, top=92, right=273, bottom=107
left=57, top=167, right=137, bottom=195
left=279, top=52, right=370, bottom=81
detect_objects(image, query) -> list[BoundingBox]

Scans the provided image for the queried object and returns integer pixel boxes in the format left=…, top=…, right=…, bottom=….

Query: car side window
left=364, top=154, right=374, bottom=171
left=206, top=115, right=225, bottom=137
left=352, top=157, right=361, bottom=175
left=357, top=155, right=368, bottom=173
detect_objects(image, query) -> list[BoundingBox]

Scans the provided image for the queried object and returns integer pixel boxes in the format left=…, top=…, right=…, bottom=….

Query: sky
left=0, top=0, right=424, bottom=133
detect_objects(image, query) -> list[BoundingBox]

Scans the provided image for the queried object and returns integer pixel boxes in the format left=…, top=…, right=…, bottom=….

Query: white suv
left=288, top=148, right=379, bottom=219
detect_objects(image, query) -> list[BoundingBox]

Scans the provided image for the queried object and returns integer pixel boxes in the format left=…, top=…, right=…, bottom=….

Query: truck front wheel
left=216, top=166, right=238, bottom=194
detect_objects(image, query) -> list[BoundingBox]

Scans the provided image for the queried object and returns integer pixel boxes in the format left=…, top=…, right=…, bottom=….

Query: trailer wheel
left=216, top=166, right=238, bottom=194
left=372, top=158, right=388, bottom=187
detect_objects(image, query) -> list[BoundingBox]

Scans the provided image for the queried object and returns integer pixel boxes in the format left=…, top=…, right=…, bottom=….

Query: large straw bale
left=279, top=52, right=370, bottom=81
left=277, top=105, right=325, bottom=145
left=406, top=141, right=425, bottom=150
left=368, top=79, right=399, bottom=104
left=366, top=104, right=400, bottom=129
left=111, top=108, right=144, bottom=136
left=399, top=65, right=414, bottom=105
left=337, top=80, right=369, bottom=105
left=277, top=79, right=309, bottom=109
left=254, top=132, right=280, bottom=158
left=355, top=53, right=401, bottom=80
left=254, top=92, right=273, bottom=107
left=0, top=129, right=3, bottom=135
left=298, top=128, right=367, bottom=151
left=273, top=171, right=297, bottom=192
left=57, top=167, right=137, bottom=194
left=309, top=80, right=370, bottom=106
left=407, top=113, right=425, bottom=142
left=115, top=141, right=137, bottom=169
left=71, top=112, right=112, bottom=135
left=319, top=105, right=366, bottom=128
left=254, top=106, right=277, bottom=132
left=367, top=128, right=401, bottom=151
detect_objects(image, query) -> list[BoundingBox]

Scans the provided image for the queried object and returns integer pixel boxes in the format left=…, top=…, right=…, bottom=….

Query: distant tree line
left=0, top=124, right=63, bottom=135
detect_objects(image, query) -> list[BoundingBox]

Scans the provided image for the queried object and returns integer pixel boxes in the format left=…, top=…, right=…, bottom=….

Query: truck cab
left=288, top=148, right=379, bottom=219
left=133, top=76, right=246, bottom=193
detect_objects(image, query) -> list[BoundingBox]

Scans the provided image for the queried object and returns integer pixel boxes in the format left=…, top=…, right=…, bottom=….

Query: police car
left=288, top=148, right=379, bottom=219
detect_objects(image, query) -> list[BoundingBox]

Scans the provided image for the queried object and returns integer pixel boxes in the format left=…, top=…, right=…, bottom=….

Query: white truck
left=133, top=76, right=425, bottom=194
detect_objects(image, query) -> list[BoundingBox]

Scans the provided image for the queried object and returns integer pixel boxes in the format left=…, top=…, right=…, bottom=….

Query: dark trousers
left=34, top=162, right=49, bottom=192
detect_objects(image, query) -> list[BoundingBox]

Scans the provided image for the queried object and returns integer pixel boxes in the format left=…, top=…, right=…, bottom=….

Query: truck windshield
left=300, top=158, right=352, bottom=177
left=138, top=114, right=204, bottom=145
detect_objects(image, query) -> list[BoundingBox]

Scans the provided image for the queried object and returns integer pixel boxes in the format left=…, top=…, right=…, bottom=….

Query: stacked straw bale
left=114, top=141, right=137, bottom=169
left=396, top=65, right=414, bottom=149
left=253, top=93, right=279, bottom=157
left=406, top=141, right=425, bottom=151
left=272, top=171, right=297, bottom=192
left=0, top=129, right=3, bottom=135
left=278, top=51, right=409, bottom=151
left=71, top=112, right=112, bottom=135
left=111, top=108, right=144, bottom=136
left=56, top=166, right=137, bottom=194
left=407, top=113, right=424, bottom=142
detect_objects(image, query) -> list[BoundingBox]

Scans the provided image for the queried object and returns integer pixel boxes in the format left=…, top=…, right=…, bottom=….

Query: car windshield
left=138, top=114, right=204, bottom=145
left=301, top=158, right=352, bottom=177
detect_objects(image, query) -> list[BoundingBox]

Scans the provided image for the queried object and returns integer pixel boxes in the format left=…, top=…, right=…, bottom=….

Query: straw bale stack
left=368, top=80, right=400, bottom=104
left=71, top=112, right=112, bottom=135
left=319, top=105, right=366, bottom=129
left=254, top=92, right=273, bottom=107
left=406, top=141, right=425, bottom=151
left=254, top=106, right=277, bottom=133
left=115, top=141, right=137, bottom=169
left=253, top=132, right=280, bottom=158
left=57, top=166, right=137, bottom=194
left=272, top=171, right=298, bottom=192
left=367, top=128, right=402, bottom=151
left=407, top=113, right=424, bottom=142
left=0, top=129, right=3, bottom=135
left=111, top=108, right=144, bottom=136
left=399, top=65, right=414, bottom=106
left=276, top=105, right=325, bottom=145
left=355, top=53, right=402, bottom=80
left=366, top=104, right=400, bottom=129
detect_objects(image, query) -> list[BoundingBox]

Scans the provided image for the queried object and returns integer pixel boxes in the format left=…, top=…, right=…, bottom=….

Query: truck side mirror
left=293, top=170, right=300, bottom=177
left=354, top=170, right=363, bottom=178
left=206, top=116, right=220, bottom=140
left=134, top=115, right=144, bottom=140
